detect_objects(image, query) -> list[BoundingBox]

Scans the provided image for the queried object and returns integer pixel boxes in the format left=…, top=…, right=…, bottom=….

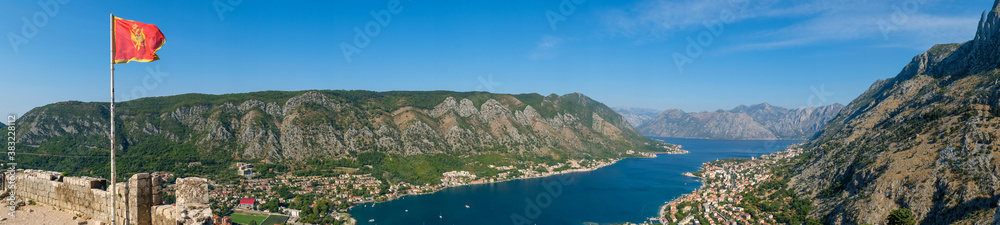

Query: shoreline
left=349, top=149, right=689, bottom=209
left=349, top=157, right=625, bottom=209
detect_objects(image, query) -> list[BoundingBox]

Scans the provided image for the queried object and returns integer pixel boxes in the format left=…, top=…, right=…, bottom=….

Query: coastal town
left=652, top=145, right=804, bottom=225
left=201, top=152, right=671, bottom=224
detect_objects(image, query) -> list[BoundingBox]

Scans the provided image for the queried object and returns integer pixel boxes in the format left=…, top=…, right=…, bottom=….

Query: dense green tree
left=275, top=185, right=294, bottom=199
left=260, top=198, right=281, bottom=213
left=163, top=193, right=176, bottom=204
left=887, top=208, right=916, bottom=225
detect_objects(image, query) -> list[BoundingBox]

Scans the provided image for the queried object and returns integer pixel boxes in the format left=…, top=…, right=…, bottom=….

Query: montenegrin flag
left=113, top=16, right=165, bottom=64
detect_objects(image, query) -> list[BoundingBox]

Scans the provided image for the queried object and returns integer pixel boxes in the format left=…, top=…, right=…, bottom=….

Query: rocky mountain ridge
left=13, top=91, right=655, bottom=165
left=790, top=0, right=1000, bottom=223
left=635, top=103, right=843, bottom=140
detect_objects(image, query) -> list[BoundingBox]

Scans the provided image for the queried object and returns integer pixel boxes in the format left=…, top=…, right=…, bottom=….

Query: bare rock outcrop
left=791, top=1, right=1000, bottom=224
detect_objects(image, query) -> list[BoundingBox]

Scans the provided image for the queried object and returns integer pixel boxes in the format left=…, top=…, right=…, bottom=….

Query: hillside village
left=207, top=157, right=625, bottom=224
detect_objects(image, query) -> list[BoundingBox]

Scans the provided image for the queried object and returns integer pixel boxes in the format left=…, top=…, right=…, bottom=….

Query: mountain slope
left=612, top=106, right=661, bottom=127
left=13, top=90, right=665, bottom=179
left=733, top=103, right=844, bottom=139
left=791, top=1, right=1000, bottom=224
left=636, top=103, right=842, bottom=140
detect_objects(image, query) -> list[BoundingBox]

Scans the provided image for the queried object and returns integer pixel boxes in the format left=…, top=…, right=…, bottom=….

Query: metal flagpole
left=109, top=13, right=117, bottom=225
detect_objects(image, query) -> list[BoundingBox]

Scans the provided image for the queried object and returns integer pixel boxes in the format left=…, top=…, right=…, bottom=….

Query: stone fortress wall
left=6, top=169, right=212, bottom=225
left=152, top=177, right=214, bottom=225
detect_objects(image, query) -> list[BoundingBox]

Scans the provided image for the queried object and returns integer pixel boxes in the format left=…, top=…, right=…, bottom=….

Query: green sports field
left=261, top=215, right=289, bottom=225
left=228, top=212, right=269, bottom=225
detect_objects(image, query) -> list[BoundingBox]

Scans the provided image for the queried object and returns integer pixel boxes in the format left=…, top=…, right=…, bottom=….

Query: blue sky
left=0, top=0, right=994, bottom=117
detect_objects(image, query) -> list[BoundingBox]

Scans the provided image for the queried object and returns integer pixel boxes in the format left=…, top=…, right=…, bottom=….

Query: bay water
left=349, top=137, right=801, bottom=225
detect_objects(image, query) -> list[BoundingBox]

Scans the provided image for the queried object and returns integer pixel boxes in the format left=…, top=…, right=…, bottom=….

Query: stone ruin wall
left=7, top=169, right=211, bottom=225
left=151, top=177, right=214, bottom=225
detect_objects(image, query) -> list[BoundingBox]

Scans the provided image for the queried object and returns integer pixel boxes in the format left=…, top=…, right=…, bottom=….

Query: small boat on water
left=369, top=219, right=375, bottom=222
left=405, top=209, right=408, bottom=212
left=465, top=205, right=470, bottom=208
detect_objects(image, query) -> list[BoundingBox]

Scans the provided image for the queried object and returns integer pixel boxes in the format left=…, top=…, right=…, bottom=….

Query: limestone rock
left=174, top=178, right=208, bottom=206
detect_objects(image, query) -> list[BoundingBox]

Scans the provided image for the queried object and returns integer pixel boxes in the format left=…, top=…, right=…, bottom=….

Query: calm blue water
left=349, top=137, right=801, bottom=225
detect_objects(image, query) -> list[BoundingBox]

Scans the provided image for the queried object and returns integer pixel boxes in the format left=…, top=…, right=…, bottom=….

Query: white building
left=236, top=162, right=254, bottom=177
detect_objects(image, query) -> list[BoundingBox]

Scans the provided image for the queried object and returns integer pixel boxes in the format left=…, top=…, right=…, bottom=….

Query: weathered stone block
left=151, top=204, right=212, bottom=225
left=152, top=182, right=162, bottom=205
left=175, top=177, right=209, bottom=206
left=64, top=176, right=107, bottom=189
left=28, top=170, right=61, bottom=181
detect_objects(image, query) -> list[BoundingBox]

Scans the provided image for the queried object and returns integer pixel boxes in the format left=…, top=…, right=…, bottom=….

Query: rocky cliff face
left=612, top=106, right=661, bottom=127
left=15, top=91, right=651, bottom=163
left=791, top=1, right=1000, bottom=224
left=995, top=200, right=1000, bottom=225
left=635, top=103, right=842, bottom=140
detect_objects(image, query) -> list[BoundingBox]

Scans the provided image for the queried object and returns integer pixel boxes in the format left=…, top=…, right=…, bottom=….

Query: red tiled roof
left=239, top=198, right=256, bottom=205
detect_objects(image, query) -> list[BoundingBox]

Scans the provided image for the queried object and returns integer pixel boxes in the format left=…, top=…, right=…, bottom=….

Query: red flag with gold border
left=113, top=17, right=165, bottom=64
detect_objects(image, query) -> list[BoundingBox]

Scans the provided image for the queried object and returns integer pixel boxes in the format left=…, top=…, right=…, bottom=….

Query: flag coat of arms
left=113, top=17, right=165, bottom=64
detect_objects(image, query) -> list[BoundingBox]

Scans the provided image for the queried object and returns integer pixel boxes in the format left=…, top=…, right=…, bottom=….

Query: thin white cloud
left=729, top=10, right=979, bottom=52
left=528, top=35, right=564, bottom=60
left=600, top=0, right=815, bottom=39
left=890, top=14, right=980, bottom=44
left=601, top=0, right=982, bottom=51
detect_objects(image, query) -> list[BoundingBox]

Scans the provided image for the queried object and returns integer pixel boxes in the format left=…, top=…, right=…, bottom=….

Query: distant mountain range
left=610, top=106, right=660, bottom=127
left=615, top=103, right=843, bottom=140
left=791, top=1, right=1000, bottom=223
